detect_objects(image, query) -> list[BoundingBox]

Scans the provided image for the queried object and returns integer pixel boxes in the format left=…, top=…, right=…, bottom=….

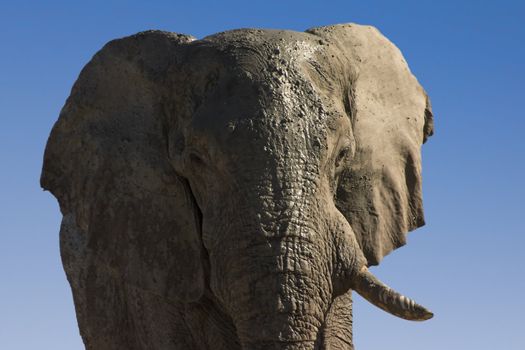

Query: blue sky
left=1, top=1, right=523, bottom=349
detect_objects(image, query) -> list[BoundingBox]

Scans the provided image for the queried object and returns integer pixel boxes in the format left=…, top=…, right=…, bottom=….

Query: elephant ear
left=307, top=24, right=434, bottom=266
left=41, top=31, right=205, bottom=302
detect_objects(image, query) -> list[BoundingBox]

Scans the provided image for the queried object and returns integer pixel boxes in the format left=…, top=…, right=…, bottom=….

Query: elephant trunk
left=199, top=164, right=337, bottom=349
left=227, top=232, right=331, bottom=350
left=207, top=198, right=332, bottom=350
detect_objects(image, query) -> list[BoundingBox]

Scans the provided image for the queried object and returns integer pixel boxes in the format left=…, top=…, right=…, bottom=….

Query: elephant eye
left=335, top=146, right=351, bottom=168
left=188, top=152, right=206, bottom=167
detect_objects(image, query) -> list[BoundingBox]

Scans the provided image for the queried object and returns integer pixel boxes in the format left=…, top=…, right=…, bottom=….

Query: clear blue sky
left=1, top=1, right=523, bottom=349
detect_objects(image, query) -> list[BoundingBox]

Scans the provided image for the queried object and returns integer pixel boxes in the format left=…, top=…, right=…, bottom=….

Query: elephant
left=41, top=23, right=434, bottom=350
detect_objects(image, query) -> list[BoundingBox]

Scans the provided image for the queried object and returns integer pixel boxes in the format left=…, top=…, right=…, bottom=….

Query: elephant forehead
left=200, top=28, right=322, bottom=61
left=189, top=68, right=333, bottom=163
left=180, top=29, right=348, bottom=173
left=187, top=29, right=333, bottom=116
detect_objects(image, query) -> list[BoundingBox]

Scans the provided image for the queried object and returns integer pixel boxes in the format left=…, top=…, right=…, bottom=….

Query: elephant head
left=41, top=23, right=433, bottom=349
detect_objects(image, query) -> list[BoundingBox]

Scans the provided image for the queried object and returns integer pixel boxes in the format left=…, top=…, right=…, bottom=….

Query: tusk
left=352, top=267, right=433, bottom=321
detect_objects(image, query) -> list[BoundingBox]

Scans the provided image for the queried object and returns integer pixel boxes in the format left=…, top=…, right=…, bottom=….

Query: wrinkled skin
left=41, top=24, right=434, bottom=350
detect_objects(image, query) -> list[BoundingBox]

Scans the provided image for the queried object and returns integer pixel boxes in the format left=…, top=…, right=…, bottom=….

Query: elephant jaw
left=352, top=266, right=433, bottom=321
